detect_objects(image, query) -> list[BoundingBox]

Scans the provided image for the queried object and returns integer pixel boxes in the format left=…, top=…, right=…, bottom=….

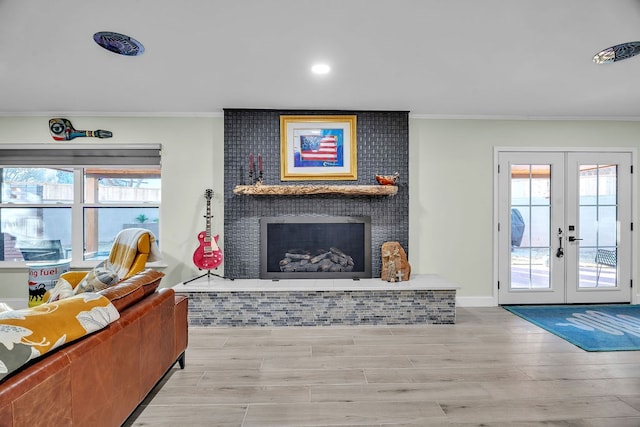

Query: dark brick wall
left=223, top=109, right=409, bottom=279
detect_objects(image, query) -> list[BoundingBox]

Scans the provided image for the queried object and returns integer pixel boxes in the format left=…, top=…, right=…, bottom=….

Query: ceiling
left=2, top=0, right=640, bottom=119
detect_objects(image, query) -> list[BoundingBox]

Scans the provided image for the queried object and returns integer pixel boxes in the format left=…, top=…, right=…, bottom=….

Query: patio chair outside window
left=595, top=249, right=616, bottom=284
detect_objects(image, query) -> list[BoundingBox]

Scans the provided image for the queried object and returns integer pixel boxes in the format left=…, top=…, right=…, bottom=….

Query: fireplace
left=260, top=216, right=372, bottom=280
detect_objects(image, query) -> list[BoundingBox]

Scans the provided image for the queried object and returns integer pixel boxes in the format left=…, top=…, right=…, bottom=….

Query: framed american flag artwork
left=280, top=115, right=357, bottom=181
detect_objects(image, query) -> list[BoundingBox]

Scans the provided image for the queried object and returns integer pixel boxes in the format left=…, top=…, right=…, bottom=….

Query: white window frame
left=0, top=144, right=161, bottom=268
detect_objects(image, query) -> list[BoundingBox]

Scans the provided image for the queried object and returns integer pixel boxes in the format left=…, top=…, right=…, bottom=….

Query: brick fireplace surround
left=174, top=109, right=459, bottom=326
left=223, top=109, right=409, bottom=279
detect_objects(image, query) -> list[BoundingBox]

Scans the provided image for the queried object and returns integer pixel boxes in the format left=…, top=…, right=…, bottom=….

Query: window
left=0, top=144, right=161, bottom=264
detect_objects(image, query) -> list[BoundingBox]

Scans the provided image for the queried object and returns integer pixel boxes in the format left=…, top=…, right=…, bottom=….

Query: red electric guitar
left=192, top=189, right=223, bottom=270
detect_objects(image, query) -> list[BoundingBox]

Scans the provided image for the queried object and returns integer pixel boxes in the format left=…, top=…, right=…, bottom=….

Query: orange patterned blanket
left=0, top=293, right=119, bottom=381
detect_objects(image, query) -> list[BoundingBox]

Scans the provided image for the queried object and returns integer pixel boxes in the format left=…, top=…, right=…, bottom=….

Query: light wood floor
left=125, top=307, right=640, bottom=426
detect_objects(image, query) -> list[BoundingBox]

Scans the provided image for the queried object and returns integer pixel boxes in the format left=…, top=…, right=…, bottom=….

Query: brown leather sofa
left=0, top=269, right=188, bottom=427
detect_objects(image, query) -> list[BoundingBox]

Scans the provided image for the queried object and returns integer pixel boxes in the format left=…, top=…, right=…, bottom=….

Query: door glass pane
left=510, top=165, right=551, bottom=290
left=598, top=206, right=617, bottom=246
left=578, top=164, right=617, bottom=289
left=530, top=206, right=550, bottom=247
left=579, top=206, right=597, bottom=246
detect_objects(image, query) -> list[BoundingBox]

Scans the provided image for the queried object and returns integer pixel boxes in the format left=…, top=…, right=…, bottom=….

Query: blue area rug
left=504, top=305, right=640, bottom=351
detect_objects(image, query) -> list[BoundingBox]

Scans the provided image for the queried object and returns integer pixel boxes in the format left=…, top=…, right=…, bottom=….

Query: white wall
left=1, top=116, right=639, bottom=306
left=409, top=118, right=640, bottom=305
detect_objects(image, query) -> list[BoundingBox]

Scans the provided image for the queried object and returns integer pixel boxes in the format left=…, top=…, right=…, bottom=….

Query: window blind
left=0, top=144, right=161, bottom=167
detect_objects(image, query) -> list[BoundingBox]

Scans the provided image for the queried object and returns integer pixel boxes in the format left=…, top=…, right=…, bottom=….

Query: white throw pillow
left=47, top=277, right=75, bottom=302
left=75, top=261, right=119, bottom=294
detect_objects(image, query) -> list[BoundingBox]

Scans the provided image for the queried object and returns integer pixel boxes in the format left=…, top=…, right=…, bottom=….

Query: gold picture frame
left=280, top=115, right=357, bottom=181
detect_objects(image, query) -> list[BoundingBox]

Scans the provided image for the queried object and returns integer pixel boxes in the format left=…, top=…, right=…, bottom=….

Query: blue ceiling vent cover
left=93, top=31, right=145, bottom=56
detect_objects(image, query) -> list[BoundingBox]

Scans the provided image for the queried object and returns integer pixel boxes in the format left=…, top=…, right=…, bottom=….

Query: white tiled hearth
left=174, top=274, right=459, bottom=327
left=177, top=274, right=458, bottom=292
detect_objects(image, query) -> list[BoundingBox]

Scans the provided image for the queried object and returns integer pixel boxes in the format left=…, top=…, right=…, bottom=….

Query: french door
left=497, top=151, right=632, bottom=305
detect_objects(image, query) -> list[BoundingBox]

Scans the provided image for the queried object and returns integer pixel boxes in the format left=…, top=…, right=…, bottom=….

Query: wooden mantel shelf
left=233, top=184, right=398, bottom=197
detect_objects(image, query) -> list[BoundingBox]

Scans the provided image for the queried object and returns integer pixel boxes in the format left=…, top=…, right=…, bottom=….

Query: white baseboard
left=456, top=296, right=496, bottom=307
left=459, top=294, right=639, bottom=306
left=0, top=298, right=28, bottom=310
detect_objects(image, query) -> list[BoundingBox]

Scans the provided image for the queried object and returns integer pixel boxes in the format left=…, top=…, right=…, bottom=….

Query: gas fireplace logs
left=279, top=247, right=355, bottom=273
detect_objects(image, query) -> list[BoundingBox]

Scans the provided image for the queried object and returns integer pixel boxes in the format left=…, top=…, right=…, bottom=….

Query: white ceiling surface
left=2, top=0, right=640, bottom=119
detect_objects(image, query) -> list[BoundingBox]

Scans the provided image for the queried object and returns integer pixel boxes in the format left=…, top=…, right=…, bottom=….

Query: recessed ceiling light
left=311, top=63, right=331, bottom=74
left=93, top=31, right=145, bottom=56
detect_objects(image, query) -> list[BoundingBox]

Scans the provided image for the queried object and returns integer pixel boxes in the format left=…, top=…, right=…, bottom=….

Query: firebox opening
left=260, top=216, right=372, bottom=280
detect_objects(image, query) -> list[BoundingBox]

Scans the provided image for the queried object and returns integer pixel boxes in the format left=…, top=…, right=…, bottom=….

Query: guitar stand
left=183, top=269, right=234, bottom=284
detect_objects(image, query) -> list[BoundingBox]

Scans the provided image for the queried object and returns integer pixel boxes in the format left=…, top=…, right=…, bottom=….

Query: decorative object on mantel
left=381, top=241, right=411, bottom=282
left=249, top=153, right=254, bottom=183
left=49, top=118, right=112, bottom=141
left=233, top=184, right=397, bottom=197
left=248, top=153, right=264, bottom=185
left=280, top=115, right=357, bottom=181
left=375, top=172, right=400, bottom=186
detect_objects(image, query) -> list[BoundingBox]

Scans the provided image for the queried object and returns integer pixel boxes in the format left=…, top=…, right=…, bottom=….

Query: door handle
left=568, top=236, right=583, bottom=242
left=556, top=228, right=564, bottom=258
